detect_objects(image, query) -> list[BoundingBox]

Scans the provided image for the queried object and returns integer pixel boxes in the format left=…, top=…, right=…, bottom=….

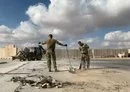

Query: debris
left=14, top=83, right=23, bottom=92
left=11, top=75, right=72, bottom=90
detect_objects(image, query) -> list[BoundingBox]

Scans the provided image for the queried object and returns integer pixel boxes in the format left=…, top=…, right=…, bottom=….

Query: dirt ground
left=0, top=59, right=130, bottom=92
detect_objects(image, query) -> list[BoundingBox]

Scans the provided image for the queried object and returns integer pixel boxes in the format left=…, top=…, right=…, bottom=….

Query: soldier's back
left=46, top=39, right=57, bottom=52
left=80, top=44, right=89, bottom=54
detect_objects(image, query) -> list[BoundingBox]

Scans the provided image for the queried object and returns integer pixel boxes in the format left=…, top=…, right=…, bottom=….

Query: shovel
left=66, top=46, right=76, bottom=73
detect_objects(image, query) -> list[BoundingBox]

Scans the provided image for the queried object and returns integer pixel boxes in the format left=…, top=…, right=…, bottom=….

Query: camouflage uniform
left=79, top=43, right=90, bottom=69
left=43, top=38, right=65, bottom=71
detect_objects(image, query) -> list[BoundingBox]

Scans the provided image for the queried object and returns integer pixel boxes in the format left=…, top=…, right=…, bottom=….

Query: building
left=0, top=44, right=17, bottom=59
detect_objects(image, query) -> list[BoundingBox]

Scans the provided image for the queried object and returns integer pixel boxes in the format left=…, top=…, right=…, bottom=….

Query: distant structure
left=55, top=49, right=130, bottom=59
left=90, top=49, right=128, bottom=58
left=0, top=44, right=130, bottom=60
left=0, top=44, right=17, bottom=59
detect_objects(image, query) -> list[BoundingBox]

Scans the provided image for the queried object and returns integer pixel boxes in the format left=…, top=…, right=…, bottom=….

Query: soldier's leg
left=79, top=61, right=82, bottom=70
left=79, top=55, right=85, bottom=70
left=46, top=53, right=51, bottom=72
left=87, top=56, right=90, bottom=69
left=79, top=56, right=83, bottom=69
left=83, top=56, right=86, bottom=69
left=52, top=52, right=57, bottom=71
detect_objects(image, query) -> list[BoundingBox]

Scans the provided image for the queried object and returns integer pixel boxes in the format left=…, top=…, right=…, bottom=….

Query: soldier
left=78, top=41, right=90, bottom=70
left=42, top=34, right=67, bottom=72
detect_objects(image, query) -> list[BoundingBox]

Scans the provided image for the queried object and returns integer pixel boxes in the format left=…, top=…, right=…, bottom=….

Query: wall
left=0, top=44, right=17, bottom=59
left=0, top=45, right=129, bottom=60
left=55, top=49, right=129, bottom=59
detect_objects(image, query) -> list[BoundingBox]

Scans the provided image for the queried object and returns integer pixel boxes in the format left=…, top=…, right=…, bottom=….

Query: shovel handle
left=66, top=47, right=72, bottom=66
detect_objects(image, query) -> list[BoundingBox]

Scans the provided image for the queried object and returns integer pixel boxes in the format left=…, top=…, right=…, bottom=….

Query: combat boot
left=49, top=69, right=52, bottom=72
left=54, top=69, right=59, bottom=72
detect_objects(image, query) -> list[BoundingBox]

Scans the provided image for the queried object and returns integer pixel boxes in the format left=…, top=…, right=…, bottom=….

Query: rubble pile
left=11, top=75, right=72, bottom=89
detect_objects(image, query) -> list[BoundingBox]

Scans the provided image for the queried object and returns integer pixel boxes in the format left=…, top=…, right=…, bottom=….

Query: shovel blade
left=68, top=67, right=76, bottom=74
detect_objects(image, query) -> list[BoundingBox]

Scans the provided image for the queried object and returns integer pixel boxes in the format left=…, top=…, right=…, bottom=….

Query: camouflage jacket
left=43, top=38, right=64, bottom=53
left=79, top=44, right=89, bottom=55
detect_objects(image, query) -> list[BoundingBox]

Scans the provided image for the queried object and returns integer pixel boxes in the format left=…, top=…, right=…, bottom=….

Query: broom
left=66, top=46, right=76, bottom=73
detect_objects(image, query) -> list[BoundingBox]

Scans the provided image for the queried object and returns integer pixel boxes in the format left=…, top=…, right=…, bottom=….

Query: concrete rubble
left=11, top=75, right=73, bottom=92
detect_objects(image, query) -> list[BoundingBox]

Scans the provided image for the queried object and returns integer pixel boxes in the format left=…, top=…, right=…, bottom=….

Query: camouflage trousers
left=46, top=52, right=57, bottom=71
left=79, top=54, right=90, bottom=69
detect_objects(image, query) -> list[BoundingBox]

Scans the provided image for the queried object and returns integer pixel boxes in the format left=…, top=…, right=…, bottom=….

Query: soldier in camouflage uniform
left=42, top=34, right=67, bottom=72
left=78, top=41, right=90, bottom=70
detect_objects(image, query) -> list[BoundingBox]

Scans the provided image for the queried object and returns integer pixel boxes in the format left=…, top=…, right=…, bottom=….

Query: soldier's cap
left=38, top=42, right=41, bottom=44
left=78, top=41, right=82, bottom=44
left=48, top=34, right=53, bottom=38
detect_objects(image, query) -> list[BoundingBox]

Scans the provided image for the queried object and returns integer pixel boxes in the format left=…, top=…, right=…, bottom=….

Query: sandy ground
left=0, top=59, right=130, bottom=92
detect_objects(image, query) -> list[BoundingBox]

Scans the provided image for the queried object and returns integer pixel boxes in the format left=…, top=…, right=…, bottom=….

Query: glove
left=64, top=44, right=67, bottom=46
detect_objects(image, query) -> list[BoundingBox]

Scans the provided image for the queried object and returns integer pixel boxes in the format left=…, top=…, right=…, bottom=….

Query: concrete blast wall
left=55, top=49, right=129, bottom=59
left=0, top=44, right=17, bottom=59
left=0, top=45, right=129, bottom=60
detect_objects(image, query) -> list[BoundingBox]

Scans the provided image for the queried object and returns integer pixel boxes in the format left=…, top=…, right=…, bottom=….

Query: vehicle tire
left=28, top=58, right=31, bottom=61
left=32, top=58, right=35, bottom=61
left=36, top=57, right=42, bottom=60
left=23, top=59, right=26, bottom=61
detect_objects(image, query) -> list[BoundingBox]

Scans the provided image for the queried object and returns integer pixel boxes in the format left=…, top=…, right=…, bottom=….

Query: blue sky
left=0, top=0, right=50, bottom=28
left=0, top=0, right=130, bottom=48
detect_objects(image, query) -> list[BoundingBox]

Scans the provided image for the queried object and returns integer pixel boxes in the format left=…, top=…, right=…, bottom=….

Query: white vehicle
left=118, top=53, right=125, bottom=58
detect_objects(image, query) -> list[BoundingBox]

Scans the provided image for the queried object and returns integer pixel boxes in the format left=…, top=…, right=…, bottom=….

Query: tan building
left=0, top=44, right=17, bottom=59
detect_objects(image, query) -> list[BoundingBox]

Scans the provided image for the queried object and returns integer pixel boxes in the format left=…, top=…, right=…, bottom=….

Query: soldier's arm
left=40, top=46, right=46, bottom=53
left=40, top=45, right=45, bottom=51
left=85, top=44, right=89, bottom=49
left=56, top=40, right=66, bottom=46
left=42, top=41, right=47, bottom=45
